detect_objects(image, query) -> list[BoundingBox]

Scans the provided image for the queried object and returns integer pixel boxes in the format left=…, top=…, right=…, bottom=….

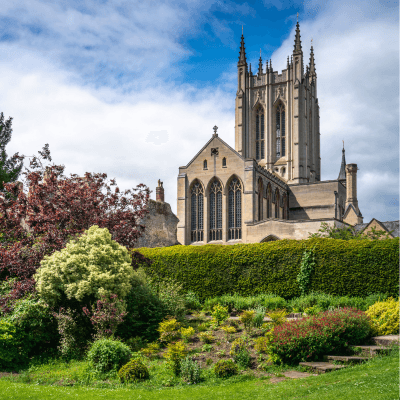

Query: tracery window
left=228, top=178, right=242, bottom=240
left=256, top=107, right=265, bottom=160
left=274, top=189, right=280, bottom=219
left=276, top=104, right=285, bottom=158
left=258, top=178, right=263, bottom=221
left=209, top=179, right=222, bottom=241
left=191, top=181, right=204, bottom=242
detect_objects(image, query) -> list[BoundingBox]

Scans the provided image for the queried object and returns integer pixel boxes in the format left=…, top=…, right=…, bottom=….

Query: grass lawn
left=0, top=348, right=398, bottom=400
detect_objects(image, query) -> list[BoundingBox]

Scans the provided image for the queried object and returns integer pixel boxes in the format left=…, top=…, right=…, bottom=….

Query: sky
left=0, top=0, right=398, bottom=223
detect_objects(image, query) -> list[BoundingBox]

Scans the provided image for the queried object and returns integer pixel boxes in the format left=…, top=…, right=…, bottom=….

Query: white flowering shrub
left=34, top=225, right=133, bottom=305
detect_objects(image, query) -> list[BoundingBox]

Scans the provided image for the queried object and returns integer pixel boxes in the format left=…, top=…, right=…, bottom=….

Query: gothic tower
left=234, top=21, right=321, bottom=184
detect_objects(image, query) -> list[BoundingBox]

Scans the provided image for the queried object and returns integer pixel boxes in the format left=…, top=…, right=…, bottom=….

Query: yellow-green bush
left=118, top=359, right=149, bottom=383
left=366, top=297, right=399, bottom=336
left=35, top=226, right=133, bottom=305
left=239, top=310, right=255, bottom=332
left=135, top=239, right=399, bottom=299
left=180, top=326, right=195, bottom=342
left=198, top=331, right=214, bottom=344
left=157, top=318, right=181, bottom=343
left=213, top=359, right=238, bottom=378
left=163, top=341, right=187, bottom=376
left=211, top=304, right=229, bottom=326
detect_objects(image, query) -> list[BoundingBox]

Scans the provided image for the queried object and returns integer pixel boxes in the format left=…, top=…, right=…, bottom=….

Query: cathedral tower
left=234, top=21, right=321, bottom=184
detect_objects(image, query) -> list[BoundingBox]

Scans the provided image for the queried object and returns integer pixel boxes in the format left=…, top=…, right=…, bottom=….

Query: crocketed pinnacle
left=238, top=33, right=247, bottom=66
left=338, top=143, right=346, bottom=180
left=258, top=50, right=263, bottom=75
left=309, top=45, right=316, bottom=76
left=293, top=21, right=302, bottom=54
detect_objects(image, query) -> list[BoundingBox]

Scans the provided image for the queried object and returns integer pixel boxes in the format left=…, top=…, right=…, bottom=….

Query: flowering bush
left=82, top=294, right=127, bottom=339
left=268, top=308, right=371, bottom=365
left=366, top=297, right=399, bottom=336
left=35, top=226, right=134, bottom=306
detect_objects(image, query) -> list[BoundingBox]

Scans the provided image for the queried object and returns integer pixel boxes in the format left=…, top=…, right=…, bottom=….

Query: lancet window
left=256, top=107, right=265, bottom=160
left=266, top=183, right=272, bottom=219
left=276, top=104, right=285, bottom=158
left=275, top=189, right=280, bottom=219
left=228, top=178, right=242, bottom=240
left=191, top=181, right=204, bottom=242
left=258, top=178, right=263, bottom=221
left=209, top=179, right=222, bottom=241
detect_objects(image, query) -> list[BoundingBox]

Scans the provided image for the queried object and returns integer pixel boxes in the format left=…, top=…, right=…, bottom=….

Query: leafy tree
left=0, top=145, right=149, bottom=311
left=0, top=113, right=23, bottom=192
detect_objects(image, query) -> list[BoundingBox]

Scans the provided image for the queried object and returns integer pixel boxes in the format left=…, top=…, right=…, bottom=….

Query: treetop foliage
left=0, top=113, right=24, bottom=192
left=0, top=145, right=149, bottom=311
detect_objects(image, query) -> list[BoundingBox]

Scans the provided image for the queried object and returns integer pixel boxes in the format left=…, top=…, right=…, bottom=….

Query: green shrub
left=141, top=342, right=160, bottom=358
left=303, top=305, right=323, bottom=316
left=253, top=306, right=266, bottom=328
left=163, top=341, right=187, bottom=376
left=213, top=359, right=238, bottom=378
left=118, top=358, right=150, bottom=383
left=35, top=226, right=134, bottom=306
left=0, top=319, right=20, bottom=369
left=268, top=308, right=372, bottom=365
left=184, top=292, right=202, bottom=310
left=230, top=336, right=251, bottom=368
left=197, top=322, right=209, bottom=332
left=239, top=310, right=255, bottom=332
left=180, top=356, right=201, bottom=384
left=87, top=338, right=131, bottom=373
left=211, top=304, right=229, bottom=326
left=135, top=239, right=399, bottom=299
left=366, top=297, right=399, bottom=336
left=254, top=336, right=269, bottom=354
left=266, top=309, right=288, bottom=326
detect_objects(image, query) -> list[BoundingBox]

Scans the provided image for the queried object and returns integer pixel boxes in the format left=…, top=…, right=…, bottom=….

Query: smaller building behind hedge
left=133, top=238, right=399, bottom=300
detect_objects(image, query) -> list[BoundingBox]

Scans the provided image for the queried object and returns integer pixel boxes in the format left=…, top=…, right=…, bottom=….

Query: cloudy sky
left=0, top=0, right=398, bottom=222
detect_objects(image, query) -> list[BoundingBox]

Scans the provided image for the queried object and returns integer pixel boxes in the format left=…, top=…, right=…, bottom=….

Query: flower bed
left=268, top=308, right=371, bottom=365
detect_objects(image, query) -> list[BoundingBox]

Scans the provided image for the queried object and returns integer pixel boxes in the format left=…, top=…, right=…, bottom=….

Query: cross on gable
left=213, top=125, right=218, bottom=135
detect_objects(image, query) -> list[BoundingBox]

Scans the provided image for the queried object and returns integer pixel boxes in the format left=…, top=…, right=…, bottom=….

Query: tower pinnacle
left=238, top=31, right=247, bottom=66
left=309, top=41, right=316, bottom=76
left=258, top=49, right=263, bottom=75
left=338, top=142, right=346, bottom=180
left=293, top=20, right=302, bottom=54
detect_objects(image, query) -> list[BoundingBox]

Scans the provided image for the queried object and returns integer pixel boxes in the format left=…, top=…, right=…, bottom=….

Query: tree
left=0, top=113, right=23, bottom=192
left=0, top=145, right=149, bottom=311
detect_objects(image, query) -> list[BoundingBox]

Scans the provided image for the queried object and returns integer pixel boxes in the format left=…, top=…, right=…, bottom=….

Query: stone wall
left=134, top=199, right=179, bottom=248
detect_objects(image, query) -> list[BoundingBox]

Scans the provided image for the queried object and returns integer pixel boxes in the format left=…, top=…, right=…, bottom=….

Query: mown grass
left=0, top=346, right=398, bottom=400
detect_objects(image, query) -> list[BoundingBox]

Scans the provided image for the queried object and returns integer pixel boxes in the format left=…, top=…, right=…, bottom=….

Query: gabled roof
left=343, top=203, right=362, bottom=218
left=354, top=218, right=399, bottom=238
left=182, top=134, right=244, bottom=169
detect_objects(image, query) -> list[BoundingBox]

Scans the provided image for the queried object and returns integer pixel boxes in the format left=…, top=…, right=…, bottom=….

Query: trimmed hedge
left=133, top=238, right=399, bottom=300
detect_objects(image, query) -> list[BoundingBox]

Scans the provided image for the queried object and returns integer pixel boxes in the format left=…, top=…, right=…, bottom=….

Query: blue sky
left=0, top=0, right=398, bottom=223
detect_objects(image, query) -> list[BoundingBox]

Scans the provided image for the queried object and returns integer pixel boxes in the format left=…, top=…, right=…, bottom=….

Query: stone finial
left=309, top=41, right=316, bottom=76
left=156, top=180, right=164, bottom=202
left=213, top=125, right=218, bottom=136
left=258, top=50, right=263, bottom=75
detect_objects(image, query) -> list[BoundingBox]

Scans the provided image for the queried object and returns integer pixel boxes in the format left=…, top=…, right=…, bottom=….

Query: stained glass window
left=276, top=104, right=285, bottom=158
left=228, top=178, right=242, bottom=240
left=256, top=107, right=264, bottom=160
left=209, top=179, right=222, bottom=241
left=190, top=181, right=204, bottom=242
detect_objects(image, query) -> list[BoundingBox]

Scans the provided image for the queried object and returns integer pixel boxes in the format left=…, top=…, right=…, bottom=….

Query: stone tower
left=234, top=21, right=321, bottom=184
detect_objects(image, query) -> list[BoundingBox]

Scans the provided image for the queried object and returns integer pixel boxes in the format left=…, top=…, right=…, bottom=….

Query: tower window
left=209, top=179, right=222, bottom=241
left=256, top=107, right=265, bottom=160
left=191, top=181, right=204, bottom=242
left=276, top=104, right=285, bottom=158
left=222, top=157, right=227, bottom=167
left=203, top=160, right=207, bottom=169
left=228, top=178, right=242, bottom=240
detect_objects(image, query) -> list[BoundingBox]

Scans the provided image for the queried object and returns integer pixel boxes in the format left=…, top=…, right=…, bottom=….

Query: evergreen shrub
left=135, top=239, right=399, bottom=299
left=180, top=356, right=201, bottom=384
left=118, top=358, right=149, bottom=383
left=87, top=338, right=131, bottom=373
left=213, top=359, right=238, bottom=378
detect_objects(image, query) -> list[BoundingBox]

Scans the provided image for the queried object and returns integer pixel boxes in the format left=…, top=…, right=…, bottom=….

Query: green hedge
left=133, top=238, right=399, bottom=300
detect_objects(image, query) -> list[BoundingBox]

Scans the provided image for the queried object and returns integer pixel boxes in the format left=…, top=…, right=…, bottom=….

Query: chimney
left=156, top=179, right=164, bottom=202
left=345, top=164, right=359, bottom=212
